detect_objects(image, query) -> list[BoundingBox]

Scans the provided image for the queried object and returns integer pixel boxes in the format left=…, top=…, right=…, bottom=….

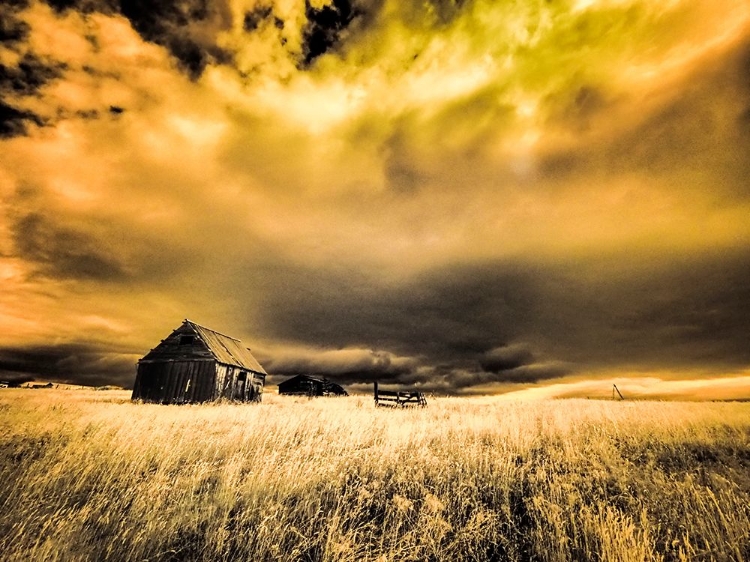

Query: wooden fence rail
left=374, top=382, right=427, bottom=407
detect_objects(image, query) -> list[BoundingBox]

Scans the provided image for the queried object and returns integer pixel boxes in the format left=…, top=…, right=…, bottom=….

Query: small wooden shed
left=278, top=374, right=348, bottom=397
left=132, top=319, right=266, bottom=404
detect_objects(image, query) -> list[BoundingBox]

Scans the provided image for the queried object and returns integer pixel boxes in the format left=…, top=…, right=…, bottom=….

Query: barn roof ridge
left=285, top=374, right=335, bottom=381
left=288, top=374, right=323, bottom=381
left=181, top=319, right=267, bottom=375
left=183, top=319, right=242, bottom=342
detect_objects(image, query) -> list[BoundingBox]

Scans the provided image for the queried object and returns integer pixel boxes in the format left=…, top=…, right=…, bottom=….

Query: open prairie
left=1, top=390, right=749, bottom=562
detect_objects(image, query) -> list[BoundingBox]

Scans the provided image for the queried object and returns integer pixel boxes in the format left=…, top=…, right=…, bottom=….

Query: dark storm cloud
left=239, top=259, right=550, bottom=391
left=245, top=258, right=534, bottom=362
left=261, top=347, right=413, bottom=386
left=480, top=344, right=535, bottom=374
left=242, top=247, right=750, bottom=392
left=0, top=99, right=44, bottom=138
left=44, top=0, right=117, bottom=15
left=243, top=5, right=273, bottom=33
left=300, top=0, right=358, bottom=67
left=40, top=0, right=232, bottom=80
left=517, top=251, right=750, bottom=371
left=12, top=214, right=128, bottom=281
left=117, top=0, right=232, bottom=79
left=33, top=0, right=381, bottom=80
left=0, top=53, right=65, bottom=137
left=592, top=254, right=750, bottom=367
left=0, top=53, right=65, bottom=96
left=0, top=1, right=30, bottom=45
left=453, top=362, right=570, bottom=387
left=0, top=344, right=136, bottom=387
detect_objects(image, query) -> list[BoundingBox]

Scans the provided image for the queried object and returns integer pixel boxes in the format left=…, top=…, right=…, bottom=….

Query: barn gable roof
left=186, top=320, right=267, bottom=375
left=281, top=374, right=324, bottom=384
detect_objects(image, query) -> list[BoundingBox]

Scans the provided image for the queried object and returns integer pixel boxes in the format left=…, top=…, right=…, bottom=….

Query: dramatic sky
left=2, top=0, right=750, bottom=398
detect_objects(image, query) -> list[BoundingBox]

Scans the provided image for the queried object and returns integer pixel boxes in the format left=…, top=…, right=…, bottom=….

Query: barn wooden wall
left=132, top=360, right=216, bottom=403
left=216, top=364, right=264, bottom=402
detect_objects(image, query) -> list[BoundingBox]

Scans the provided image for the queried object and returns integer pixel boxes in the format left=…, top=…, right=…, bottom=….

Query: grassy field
left=0, top=390, right=749, bottom=561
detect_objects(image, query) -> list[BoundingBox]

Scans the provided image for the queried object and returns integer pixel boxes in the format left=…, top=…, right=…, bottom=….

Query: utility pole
left=613, top=384, right=624, bottom=400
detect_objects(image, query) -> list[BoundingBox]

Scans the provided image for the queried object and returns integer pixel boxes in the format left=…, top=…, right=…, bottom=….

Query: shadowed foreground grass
left=0, top=390, right=749, bottom=561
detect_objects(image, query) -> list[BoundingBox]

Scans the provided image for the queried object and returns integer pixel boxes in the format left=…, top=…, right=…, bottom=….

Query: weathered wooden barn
left=131, top=320, right=267, bottom=404
left=278, top=375, right=348, bottom=397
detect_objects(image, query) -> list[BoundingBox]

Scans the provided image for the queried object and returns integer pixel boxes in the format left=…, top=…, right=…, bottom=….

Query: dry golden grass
left=0, top=389, right=749, bottom=561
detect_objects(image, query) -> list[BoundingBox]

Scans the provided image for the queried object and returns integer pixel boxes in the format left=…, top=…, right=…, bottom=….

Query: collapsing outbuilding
left=278, top=374, right=348, bottom=397
left=131, top=319, right=267, bottom=404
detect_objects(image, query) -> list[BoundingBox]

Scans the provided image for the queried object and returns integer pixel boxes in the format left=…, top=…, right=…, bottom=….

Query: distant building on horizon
left=131, top=319, right=266, bottom=404
left=277, top=374, right=348, bottom=397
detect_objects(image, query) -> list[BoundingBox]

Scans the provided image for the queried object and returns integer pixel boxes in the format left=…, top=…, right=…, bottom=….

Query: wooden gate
left=374, top=382, right=427, bottom=407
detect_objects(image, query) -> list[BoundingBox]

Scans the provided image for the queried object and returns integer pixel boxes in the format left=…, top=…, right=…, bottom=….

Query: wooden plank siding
left=166, top=362, right=179, bottom=401
left=133, top=360, right=215, bottom=403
